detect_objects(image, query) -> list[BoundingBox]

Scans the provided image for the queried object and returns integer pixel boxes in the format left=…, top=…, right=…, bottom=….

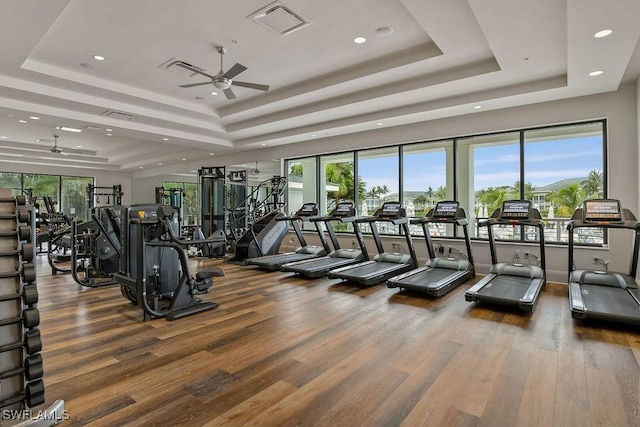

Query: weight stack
left=0, top=193, right=64, bottom=424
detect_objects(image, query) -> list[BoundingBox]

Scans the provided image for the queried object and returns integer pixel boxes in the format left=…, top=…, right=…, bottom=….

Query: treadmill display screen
left=434, top=201, right=459, bottom=218
left=335, top=202, right=354, bottom=216
left=380, top=202, right=402, bottom=217
left=583, top=199, right=622, bottom=222
left=299, top=203, right=318, bottom=216
left=500, top=201, right=531, bottom=219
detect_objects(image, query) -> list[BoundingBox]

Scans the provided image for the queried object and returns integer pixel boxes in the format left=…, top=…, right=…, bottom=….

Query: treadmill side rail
left=569, top=281, right=587, bottom=319
left=465, top=274, right=497, bottom=301
left=519, top=278, right=544, bottom=311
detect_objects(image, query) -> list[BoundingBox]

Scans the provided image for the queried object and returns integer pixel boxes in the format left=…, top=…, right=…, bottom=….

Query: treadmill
left=327, top=201, right=418, bottom=286
left=281, top=201, right=369, bottom=278
left=465, top=200, right=546, bottom=312
left=567, top=199, right=640, bottom=325
left=387, top=201, right=475, bottom=297
left=247, top=202, right=329, bottom=271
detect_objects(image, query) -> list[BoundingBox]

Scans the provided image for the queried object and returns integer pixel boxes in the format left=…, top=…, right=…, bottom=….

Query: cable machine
left=86, top=184, right=123, bottom=216
left=155, top=186, right=185, bottom=229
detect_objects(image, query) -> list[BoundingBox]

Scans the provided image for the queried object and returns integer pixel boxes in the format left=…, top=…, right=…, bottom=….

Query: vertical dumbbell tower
left=0, top=194, right=64, bottom=424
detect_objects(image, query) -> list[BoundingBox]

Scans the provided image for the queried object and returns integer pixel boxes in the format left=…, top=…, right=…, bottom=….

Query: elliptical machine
left=114, top=204, right=224, bottom=321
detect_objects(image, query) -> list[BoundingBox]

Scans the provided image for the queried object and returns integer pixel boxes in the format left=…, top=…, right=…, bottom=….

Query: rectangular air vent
left=249, top=1, right=311, bottom=36
left=101, top=110, right=135, bottom=121
left=158, top=57, right=205, bottom=78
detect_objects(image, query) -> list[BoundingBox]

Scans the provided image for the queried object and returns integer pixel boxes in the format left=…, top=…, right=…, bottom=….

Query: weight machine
left=86, top=184, right=123, bottom=216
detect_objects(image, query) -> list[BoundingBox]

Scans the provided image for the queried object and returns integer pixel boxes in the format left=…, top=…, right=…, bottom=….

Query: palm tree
left=478, top=186, right=509, bottom=213
left=546, top=183, right=585, bottom=217
left=581, top=169, right=603, bottom=197
left=509, top=180, right=535, bottom=200
left=413, top=194, right=427, bottom=210
left=326, top=162, right=366, bottom=206
left=435, top=186, right=447, bottom=200
left=426, top=186, right=434, bottom=200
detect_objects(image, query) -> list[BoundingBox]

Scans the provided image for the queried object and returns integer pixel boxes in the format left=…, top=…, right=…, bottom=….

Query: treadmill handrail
left=479, top=217, right=545, bottom=228
left=355, top=216, right=408, bottom=225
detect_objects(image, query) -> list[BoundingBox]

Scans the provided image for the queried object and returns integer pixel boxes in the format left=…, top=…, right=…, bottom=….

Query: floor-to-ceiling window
left=61, top=176, right=93, bottom=220
left=358, top=147, right=399, bottom=234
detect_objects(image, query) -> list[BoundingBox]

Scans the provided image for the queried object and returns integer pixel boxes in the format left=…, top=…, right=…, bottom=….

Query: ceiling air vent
left=249, top=1, right=311, bottom=36
left=101, top=110, right=135, bottom=121
left=158, top=57, right=205, bottom=78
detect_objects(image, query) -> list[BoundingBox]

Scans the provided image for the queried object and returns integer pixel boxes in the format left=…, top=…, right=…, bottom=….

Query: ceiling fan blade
left=223, top=87, right=237, bottom=100
left=174, top=63, right=217, bottom=80
left=232, top=81, right=270, bottom=91
left=223, top=63, right=247, bottom=79
left=180, top=81, right=212, bottom=88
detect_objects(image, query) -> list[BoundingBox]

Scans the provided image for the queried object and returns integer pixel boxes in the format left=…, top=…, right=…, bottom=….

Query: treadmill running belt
left=287, top=257, right=355, bottom=272
left=580, top=284, right=640, bottom=321
left=478, top=275, right=533, bottom=301
left=396, top=268, right=454, bottom=287
left=250, top=253, right=317, bottom=268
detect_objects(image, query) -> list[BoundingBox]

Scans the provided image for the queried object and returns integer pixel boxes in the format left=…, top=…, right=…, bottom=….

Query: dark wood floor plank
left=26, top=255, right=640, bottom=426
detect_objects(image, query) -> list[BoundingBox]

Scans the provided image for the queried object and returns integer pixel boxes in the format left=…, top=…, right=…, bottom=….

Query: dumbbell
left=18, top=225, right=32, bottom=242
left=0, top=329, right=43, bottom=355
left=22, top=262, right=36, bottom=283
left=0, top=243, right=34, bottom=263
left=0, top=354, right=44, bottom=381
left=0, top=379, right=45, bottom=409
left=0, top=284, right=39, bottom=306
left=0, top=308, right=40, bottom=329
left=17, top=209, right=31, bottom=225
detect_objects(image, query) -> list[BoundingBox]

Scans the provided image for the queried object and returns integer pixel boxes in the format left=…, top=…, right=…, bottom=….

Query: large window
left=162, top=181, right=198, bottom=226
left=403, top=141, right=453, bottom=237
left=524, top=122, right=605, bottom=244
left=285, top=157, right=317, bottom=215
left=458, top=132, right=521, bottom=240
left=284, top=120, right=606, bottom=245
left=1, top=172, right=95, bottom=220
left=61, top=176, right=93, bottom=220
left=358, top=147, right=399, bottom=234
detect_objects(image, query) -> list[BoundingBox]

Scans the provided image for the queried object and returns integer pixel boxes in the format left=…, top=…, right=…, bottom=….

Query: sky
left=356, top=136, right=603, bottom=194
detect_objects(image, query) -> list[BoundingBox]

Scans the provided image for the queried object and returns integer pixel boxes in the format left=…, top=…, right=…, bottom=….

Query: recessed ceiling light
left=93, top=55, right=105, bottom=61
left=589, top=70, right=604, bottom=76
left=210, top=91, right=218, bottom=96
left=181, top=158, right=186, bottom=161
left=76, top=145, right=82, bottom=148
left=354, top=37, right=366, bottom=44
left=139, top=166, right=143, bottom=169
left=376, top=122, right=383, bottom=126
left=209, top=152, right=215, bottom=156
left=158, top=162, right=163, bottom=165
left=55, top=126, right=82, bottom=133
left=261, top=143, right=266, bottom=146
left=311, top=134, right=317, bottom=137
left=0, top=136, right=7, bottom=139
left=473, top=105, right=482, bottom=109
left=105, top=128, right=112, bottom=132
left=29, top=116, right=40, bottom=120
left=594, top=29, right=612, bottom=38
left=106, top=133, right=112, bottom=136
left=162, top=138, right=169, bottom=141
left=375, top=26, right=393, bottom=37
left=18, top=120, right=27, bottom=123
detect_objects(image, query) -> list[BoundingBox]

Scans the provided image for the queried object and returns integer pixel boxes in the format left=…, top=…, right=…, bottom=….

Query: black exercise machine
left=114, top=204, right=224, bottom=321
left=246, top=203, right=329, bottom=269
left=71, top=206, right=124, bottom=287
left=281, top=201, right=369, bottom=278
left=567, top=199, right=640, bottom=325
left=327, top=201, right=418, bottom=286
left=465, top=200, right=546, bottom=312
left=387, top=201, right=475, bottom=296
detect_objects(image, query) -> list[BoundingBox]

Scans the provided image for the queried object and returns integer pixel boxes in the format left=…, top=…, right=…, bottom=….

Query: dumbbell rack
left=0, top=195, right=64, bottom=425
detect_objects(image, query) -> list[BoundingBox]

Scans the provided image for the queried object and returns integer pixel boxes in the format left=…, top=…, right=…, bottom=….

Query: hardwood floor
left=33, top=256, right=640, bottom=426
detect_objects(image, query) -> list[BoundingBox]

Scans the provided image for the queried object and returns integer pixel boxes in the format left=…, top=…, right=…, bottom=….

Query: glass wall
left=0, top=173, right=22, bottom=197
left=284, top=120, right=606, bottom=245
left=285, top=157, right=317, bottom=216
left=162, top=181, right=198, bottom=226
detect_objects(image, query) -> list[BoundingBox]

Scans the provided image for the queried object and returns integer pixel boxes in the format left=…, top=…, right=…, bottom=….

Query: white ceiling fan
left=178, top=46, right=269, bottom=100
left=35, top=134, right=95, bottom=156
